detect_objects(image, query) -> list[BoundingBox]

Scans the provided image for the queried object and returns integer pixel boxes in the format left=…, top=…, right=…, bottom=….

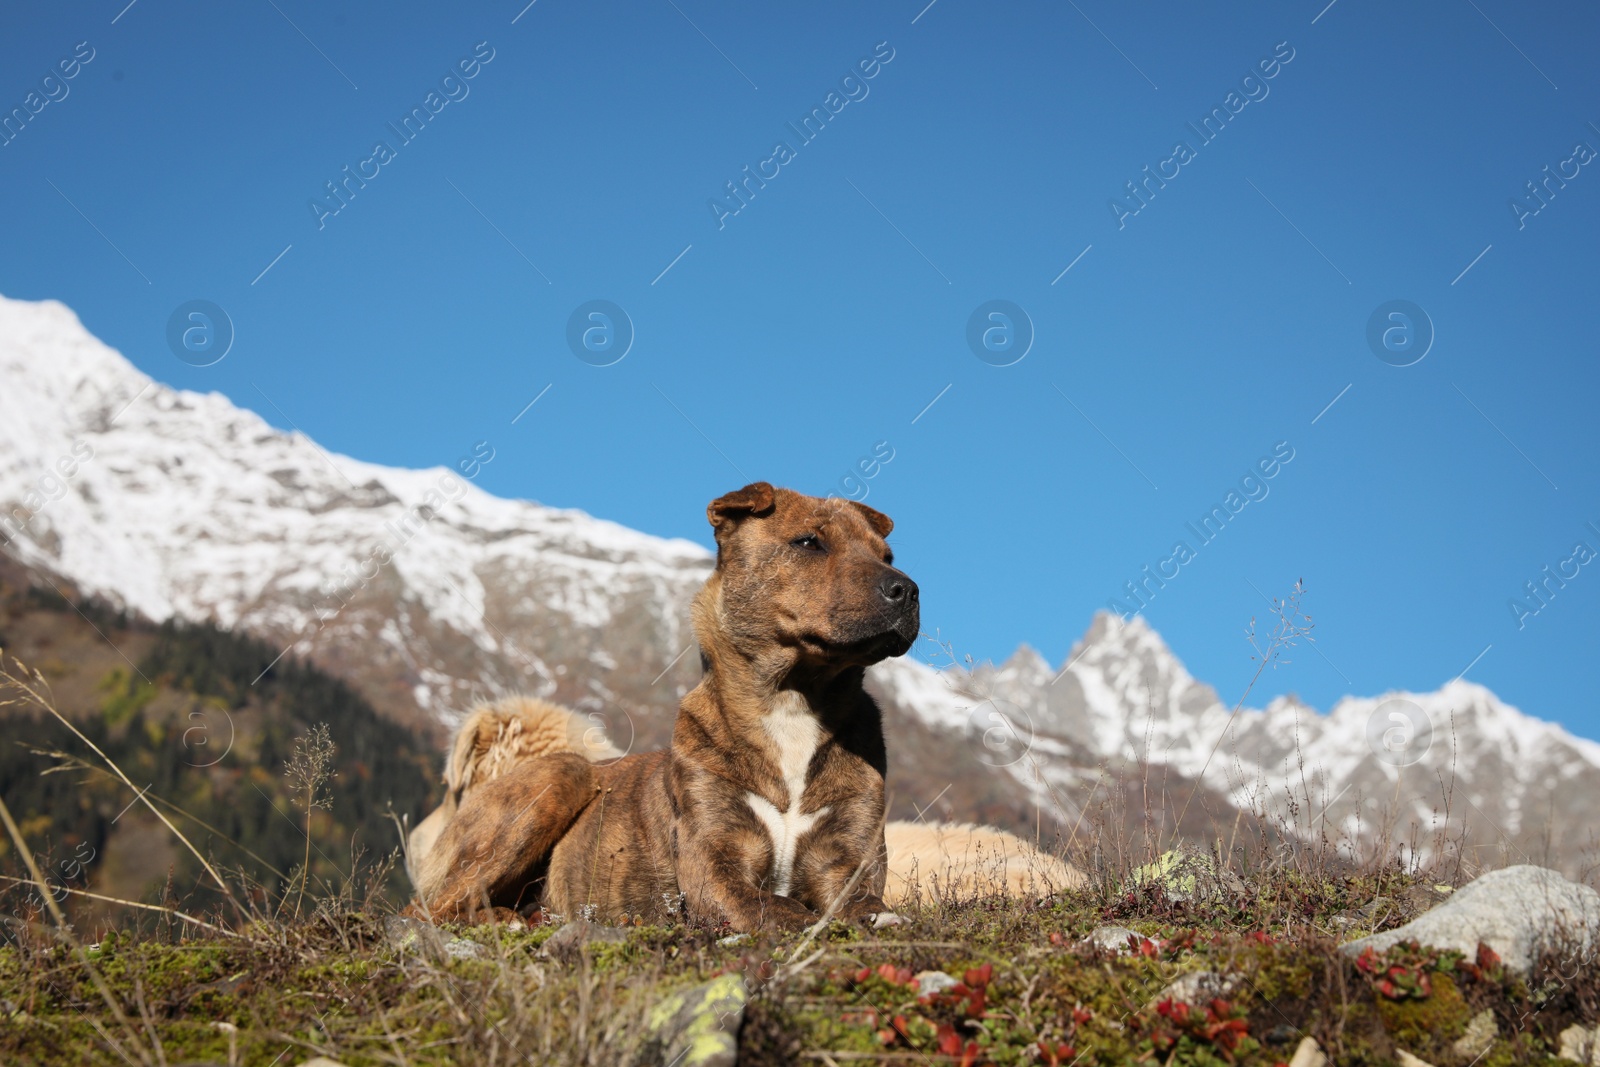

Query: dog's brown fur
left=411, top=483, right=920, bottom=931
left=408, top=702, right=1085, bottom=914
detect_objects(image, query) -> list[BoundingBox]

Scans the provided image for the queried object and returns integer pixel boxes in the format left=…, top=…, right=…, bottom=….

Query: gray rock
left=384, top=915, right=448, bottom=960
left=1286, top=1036, right=1327, bottom=1067
left=1342, top=865, right=1600, bottom=973
left=1450, top=1009, right=1496, bottom=1059
left=1559, top=1023, right=1600, bottom=1066
left=1082, top=925, right=1146, bottom=952
left=635, top=974, right=747, bottom=1067
left=383, top=915, right=491, bottom=962
left=1128, top=848, right=1246, bottom=903
left=444, top=936, right=488, bottom=960
left=1154, top=970, right=1243, bottom=1006
left=914, top=970, right=960, bottom=995
left=540, top=918, right=629, bottom=962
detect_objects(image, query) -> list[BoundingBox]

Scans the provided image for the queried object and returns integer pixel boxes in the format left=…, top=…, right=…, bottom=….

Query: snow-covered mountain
left=876, top=614, right=1600, bottom=870
left=4, top=293, right=1598, bottom=871
left=0, top=294, right=711, bottom=735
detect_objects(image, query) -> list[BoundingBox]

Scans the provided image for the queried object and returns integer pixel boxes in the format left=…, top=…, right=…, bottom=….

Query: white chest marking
left=745, top=692, right=830, bottom=897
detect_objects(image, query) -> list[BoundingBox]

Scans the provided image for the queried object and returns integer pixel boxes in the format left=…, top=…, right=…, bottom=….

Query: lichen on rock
left=637, top=974, right=747, bottom=1067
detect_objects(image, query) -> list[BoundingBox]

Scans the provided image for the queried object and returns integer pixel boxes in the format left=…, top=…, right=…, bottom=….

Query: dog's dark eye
left=791, top=533, right=824, bottom=552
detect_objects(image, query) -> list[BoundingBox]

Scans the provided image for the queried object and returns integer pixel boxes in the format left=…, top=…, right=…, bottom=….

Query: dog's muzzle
left=877, top=570, right=920, bottom=654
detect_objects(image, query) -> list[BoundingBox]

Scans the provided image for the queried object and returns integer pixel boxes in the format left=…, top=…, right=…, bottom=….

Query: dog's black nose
left=879, top=572, right=918, bottom=605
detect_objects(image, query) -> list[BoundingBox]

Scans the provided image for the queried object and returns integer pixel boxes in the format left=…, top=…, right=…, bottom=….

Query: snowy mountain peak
left=997, top=643, right=1053, bottom=686
left=1066, top=612, right=1196, bottom=684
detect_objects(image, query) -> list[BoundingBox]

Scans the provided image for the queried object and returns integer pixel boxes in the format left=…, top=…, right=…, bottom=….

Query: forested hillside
left=0, top=558, right=440, bottom=925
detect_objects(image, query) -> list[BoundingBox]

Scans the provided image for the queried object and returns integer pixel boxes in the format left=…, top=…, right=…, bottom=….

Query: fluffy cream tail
left=404, top=695, right=618, bottom=886
left=882, top=820, right=1085, bottom=905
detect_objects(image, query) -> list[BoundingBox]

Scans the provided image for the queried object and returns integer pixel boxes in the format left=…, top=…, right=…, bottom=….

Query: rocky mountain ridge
left=3, top=292, right=1597, bottom=870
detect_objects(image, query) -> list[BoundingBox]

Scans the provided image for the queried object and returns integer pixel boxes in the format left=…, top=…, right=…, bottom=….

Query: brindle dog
left=410, top=482, right=920, bottom=931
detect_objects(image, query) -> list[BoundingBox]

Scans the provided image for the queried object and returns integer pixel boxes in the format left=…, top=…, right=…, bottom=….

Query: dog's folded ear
left=706, top=482, right=777, bottom=533
left=848, top=500, right=894, bottom=539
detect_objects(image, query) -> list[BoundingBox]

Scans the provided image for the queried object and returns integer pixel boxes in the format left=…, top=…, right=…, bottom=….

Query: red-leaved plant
left=1140, top=997, right=1258, bottom=1064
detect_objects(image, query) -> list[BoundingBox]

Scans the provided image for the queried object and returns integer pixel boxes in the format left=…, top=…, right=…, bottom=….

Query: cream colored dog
left=404, top=695, right=1083, bottom=906
left=403, top=695, right=621, bottom=888
left=881, top=818, right=1084, bottom=904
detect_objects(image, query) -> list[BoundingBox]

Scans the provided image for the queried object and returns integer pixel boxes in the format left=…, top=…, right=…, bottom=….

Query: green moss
left=589, top=937, right=649, bottom=970
left=5, top=869, right=1598, bottom=1066
left=1376, top=971, right=1473, bottom=1051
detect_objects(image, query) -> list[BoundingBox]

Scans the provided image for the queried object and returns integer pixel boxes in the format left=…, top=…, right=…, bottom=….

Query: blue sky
left=2, top=1, right=1597, bottom=738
